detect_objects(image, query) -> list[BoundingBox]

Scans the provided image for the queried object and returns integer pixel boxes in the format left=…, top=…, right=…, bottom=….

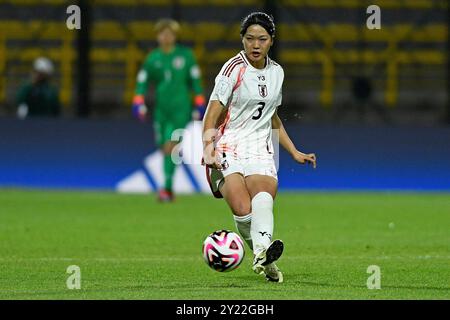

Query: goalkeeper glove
left=192, top=94, right=207, bottom=121
left=132, top=95, right=148, bottom=122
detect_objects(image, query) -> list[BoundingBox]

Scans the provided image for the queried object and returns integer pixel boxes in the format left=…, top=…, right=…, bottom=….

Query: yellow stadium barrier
left=6, top=0, right=446, bottom=8
left=280, top=0, right=446, bottom=9
left=1, top=20, right=447, bottom=109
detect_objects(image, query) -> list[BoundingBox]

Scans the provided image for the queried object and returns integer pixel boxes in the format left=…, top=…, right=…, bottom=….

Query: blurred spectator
left=16, top=57, right=61, bottom=119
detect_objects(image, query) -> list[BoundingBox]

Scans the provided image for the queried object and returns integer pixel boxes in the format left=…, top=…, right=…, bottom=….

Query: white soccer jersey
left=209, top=50, right=284, bottom=160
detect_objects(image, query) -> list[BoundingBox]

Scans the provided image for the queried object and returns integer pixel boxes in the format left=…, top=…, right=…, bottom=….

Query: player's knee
left=162, top=145, right=170, bottom=154
left=232, top=201, right=251, bottom=216
left=162, top=142, right=175, bottom=155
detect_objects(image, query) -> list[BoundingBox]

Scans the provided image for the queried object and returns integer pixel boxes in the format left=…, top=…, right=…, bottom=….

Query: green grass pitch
left=0, top=190, right=449, bottom=300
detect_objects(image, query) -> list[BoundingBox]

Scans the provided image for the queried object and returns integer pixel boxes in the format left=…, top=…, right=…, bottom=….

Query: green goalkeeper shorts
left=153, top=117, right=191, bottom=146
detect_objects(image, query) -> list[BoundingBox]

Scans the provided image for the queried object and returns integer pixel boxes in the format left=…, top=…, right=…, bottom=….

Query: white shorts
left=205, top=152, right=277, bottom=198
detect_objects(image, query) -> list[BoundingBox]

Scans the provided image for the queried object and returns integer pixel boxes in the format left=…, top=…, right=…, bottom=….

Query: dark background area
left=0, top=0, right=448, bottom=126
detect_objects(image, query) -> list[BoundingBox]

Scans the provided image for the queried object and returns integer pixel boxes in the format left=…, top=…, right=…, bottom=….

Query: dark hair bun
left=240, top=12, right=276, bottom=37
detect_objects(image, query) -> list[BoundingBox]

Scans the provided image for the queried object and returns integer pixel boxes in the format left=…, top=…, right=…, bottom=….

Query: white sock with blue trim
left=250, top=192, right=274, bottom=255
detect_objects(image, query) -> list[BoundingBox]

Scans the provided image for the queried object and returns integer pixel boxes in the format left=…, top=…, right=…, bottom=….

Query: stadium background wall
left=1, top=118, right=449, bottom=192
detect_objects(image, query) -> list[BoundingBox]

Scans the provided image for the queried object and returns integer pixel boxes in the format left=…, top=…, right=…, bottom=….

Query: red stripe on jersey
left=233, top=66, right=246, bottom=89
left=218, top=65, right=246, bottom=136
left=222, top=56, right=241, bottom=76
left=226, top=61, right=244, bottom=77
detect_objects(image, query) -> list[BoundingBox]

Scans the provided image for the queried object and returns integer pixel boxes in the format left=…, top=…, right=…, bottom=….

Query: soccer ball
left=202, top=230, right=245, bottom=272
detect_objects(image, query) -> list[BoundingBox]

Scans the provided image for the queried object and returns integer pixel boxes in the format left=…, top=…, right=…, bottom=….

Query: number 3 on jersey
left=252, top=102, right=265, bottom=120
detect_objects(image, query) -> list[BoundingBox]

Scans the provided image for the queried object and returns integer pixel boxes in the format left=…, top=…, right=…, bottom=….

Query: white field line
left=0, top=255, right=449, bottom=262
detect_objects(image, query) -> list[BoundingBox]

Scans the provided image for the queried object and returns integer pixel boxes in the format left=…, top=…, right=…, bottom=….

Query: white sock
left=250, top=192, right=274, bottom=255
left=233, top=213, right=253, bottom=249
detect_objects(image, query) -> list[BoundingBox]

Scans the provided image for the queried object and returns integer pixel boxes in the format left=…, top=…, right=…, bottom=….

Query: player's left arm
left=187, top=50, right=206, bottom=120
left=132, top=55, right=153, bottom=122
left=271, top=109, right=317, bottom=169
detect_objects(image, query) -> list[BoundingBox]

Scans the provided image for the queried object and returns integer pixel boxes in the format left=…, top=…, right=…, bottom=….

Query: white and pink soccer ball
left=202, top=230, right=245, bottom=272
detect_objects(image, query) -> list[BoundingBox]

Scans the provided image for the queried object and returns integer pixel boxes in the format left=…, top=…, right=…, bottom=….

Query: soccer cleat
left=158, top=189, right=174, bottom=202
left=252, top=239, right=284, bottom=275
left=264, top=262, right=283, bottom=283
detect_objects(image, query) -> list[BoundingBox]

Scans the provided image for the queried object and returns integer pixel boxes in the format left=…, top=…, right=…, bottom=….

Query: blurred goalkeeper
left=132, top=18, right=206, bottom=202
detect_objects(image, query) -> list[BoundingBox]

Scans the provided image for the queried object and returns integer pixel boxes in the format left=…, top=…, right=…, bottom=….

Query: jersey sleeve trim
left=222, top=57, right=241, bottom=75
left=225, top=61, right=244, bottom=77
left=238, top=51, right=250, bottom=66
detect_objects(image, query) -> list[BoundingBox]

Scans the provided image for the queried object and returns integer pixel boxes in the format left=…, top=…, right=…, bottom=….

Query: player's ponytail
left=240, top=12, right=276, bottom=38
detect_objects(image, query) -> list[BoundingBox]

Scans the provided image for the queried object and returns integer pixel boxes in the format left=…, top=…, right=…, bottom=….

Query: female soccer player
left=132, top=19, right=206, bottom=202
left=202, top=12, right=316, bottom=282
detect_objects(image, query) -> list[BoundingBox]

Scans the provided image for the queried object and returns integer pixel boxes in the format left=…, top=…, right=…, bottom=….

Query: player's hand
left=293, top=150, right=317, bottom=169
left=132, top=95, right=148, bottom=122
left=202, top=148, right=223, bottom=170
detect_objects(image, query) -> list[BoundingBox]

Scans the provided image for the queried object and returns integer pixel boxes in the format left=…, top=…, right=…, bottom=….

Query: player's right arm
left=132, top=55, right=153, bottom=121
left=202, top=100, right=225, bottom=169
left=202, top=57, right=240, bottom=169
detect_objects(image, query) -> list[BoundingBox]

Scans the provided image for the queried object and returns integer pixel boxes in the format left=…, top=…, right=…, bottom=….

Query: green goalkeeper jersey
left=135, top=45, right=203, bottom=120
